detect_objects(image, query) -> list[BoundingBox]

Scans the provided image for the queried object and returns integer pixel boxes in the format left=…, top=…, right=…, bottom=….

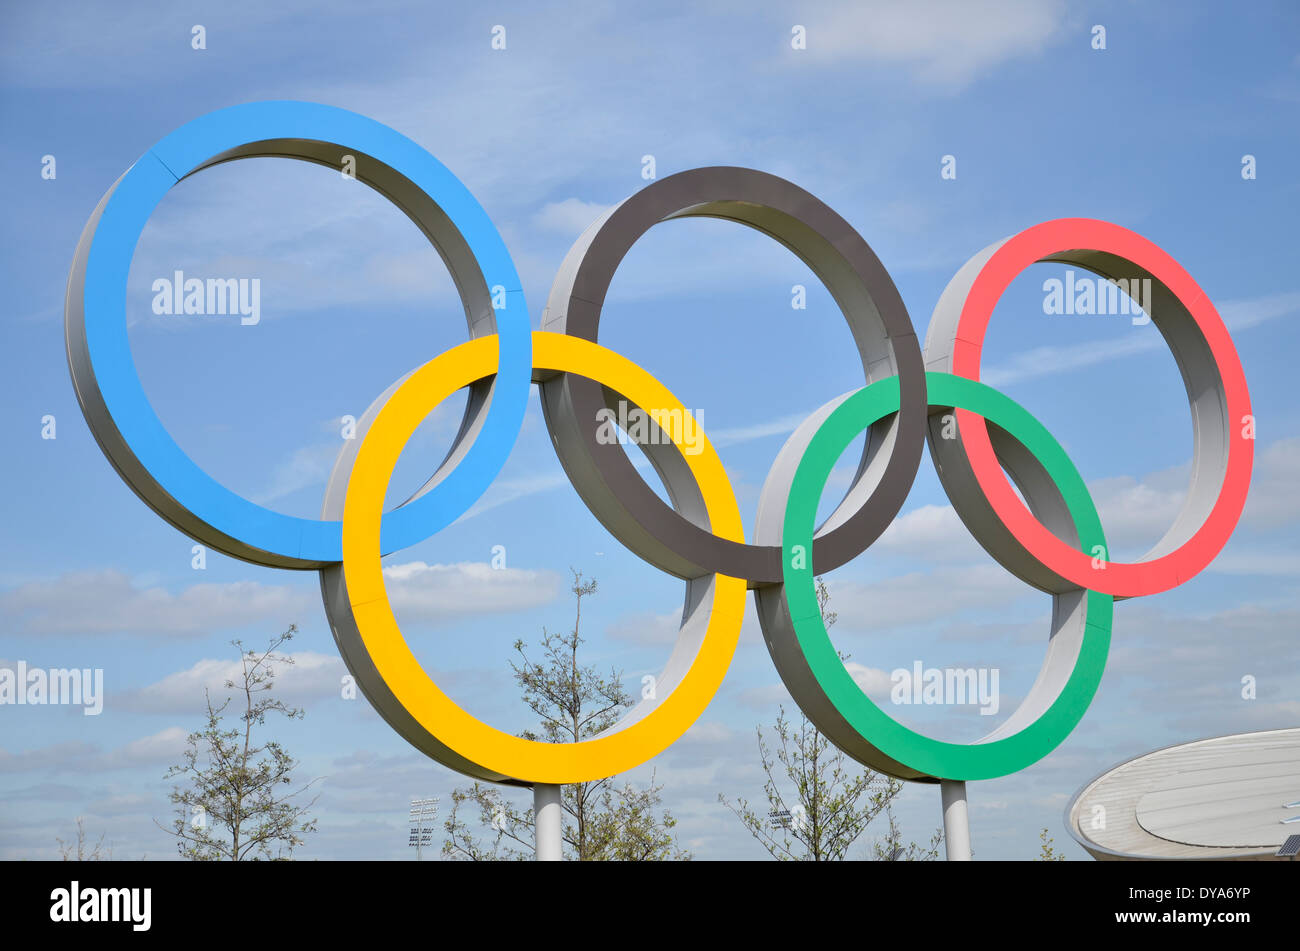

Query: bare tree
left=443, top=570, right=688, bottom=860
left=158, top=625, right=320, bottom=860
left=720, top=578, right=942, bottom=860
left=719, top=703, right=905, bottom=860
left=1036, top=826, right=1066, bottom=860
left=871, top=803, right=943, bottom=861
left=57, top=817, right=110, bottom=861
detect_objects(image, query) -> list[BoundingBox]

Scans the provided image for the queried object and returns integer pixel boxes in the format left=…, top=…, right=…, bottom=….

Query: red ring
left=952, top=218, right=1253, bottom=597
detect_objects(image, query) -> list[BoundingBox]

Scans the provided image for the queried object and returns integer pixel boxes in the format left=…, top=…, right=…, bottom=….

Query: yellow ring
left=341, top=331, right=746, bottom=783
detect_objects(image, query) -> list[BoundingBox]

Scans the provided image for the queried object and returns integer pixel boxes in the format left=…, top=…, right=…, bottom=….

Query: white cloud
left=606, top=598, right=765, bottom=649
left=828, top=563, right=1030, bottom=631
left=711, top=411, right=814, bottom=447
left=872, top=503, right=986, bottom=562
left=1241, top=435, right=1300, bottom=529
left=123, top=155, right=467, bottom=330
left=1085, top=471, right=1189, bottom=556
left=1220, top=289, right=1300, bottom=332
left=254, top=441, right=345, bottom=505
left=851, top=432, right=1300, bottom=568
left=607, top=608, right=681, bottom=646
left=0, top=740, right=95, bottom=773
left=982, top=329, right=1168, bottom=389
left=381, top=561, right=561, bottom=623
left=738, top=664, right=964, bottom=720
left=845, top=662, right=895, bottom=700
left=792, top=0, right=1069, bottom=88
left=0, top=0, right=321, bottom=89
left=0, top=571, right=311, bottom=637
left=735, top=682, right=791, bottom=711
left=0, top=726, right=189, bottom=773
left=1207, top=549, right=1300, bottom=577
left=533, top=198, right=612, bottom=235
left=1098, top=601, right=1300, bottom=739
left=119, top=652, right=346, bottom=714
left=983, top=290, right=1300, bottom=388
left=453, top=471, right=572, bottom=522
left=99, top=727, right=190, bottom=768
left=256, top=401, right=471, bottom=507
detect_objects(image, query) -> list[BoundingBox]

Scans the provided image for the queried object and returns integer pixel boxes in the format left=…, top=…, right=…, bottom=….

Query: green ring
left=782, top=371, right=1113, bottom=780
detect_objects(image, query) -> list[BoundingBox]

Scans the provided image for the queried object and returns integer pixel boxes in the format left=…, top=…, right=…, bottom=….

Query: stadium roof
left=1065, top=728, right=1300, bottom=860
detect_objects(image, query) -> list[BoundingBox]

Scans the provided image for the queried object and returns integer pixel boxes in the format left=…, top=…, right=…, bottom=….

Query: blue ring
left=76, top=101, right=530, bottom=564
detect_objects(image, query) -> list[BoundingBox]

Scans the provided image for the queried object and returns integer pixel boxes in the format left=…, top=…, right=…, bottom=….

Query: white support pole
left=534, top=783, right=562, bottom=861
left=941, top=779, right=972, bottom=861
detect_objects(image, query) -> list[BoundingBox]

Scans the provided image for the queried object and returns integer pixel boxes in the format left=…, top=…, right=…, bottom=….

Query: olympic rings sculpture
left=65, top=102, right=1253, bottom=786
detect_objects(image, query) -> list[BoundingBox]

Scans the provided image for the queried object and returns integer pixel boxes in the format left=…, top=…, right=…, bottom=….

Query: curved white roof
left=1065, top=728, right=1300, bottom=860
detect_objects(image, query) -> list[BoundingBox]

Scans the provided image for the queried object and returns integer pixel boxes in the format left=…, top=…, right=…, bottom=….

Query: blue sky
left=1, top=0, right=1298, bottom=860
